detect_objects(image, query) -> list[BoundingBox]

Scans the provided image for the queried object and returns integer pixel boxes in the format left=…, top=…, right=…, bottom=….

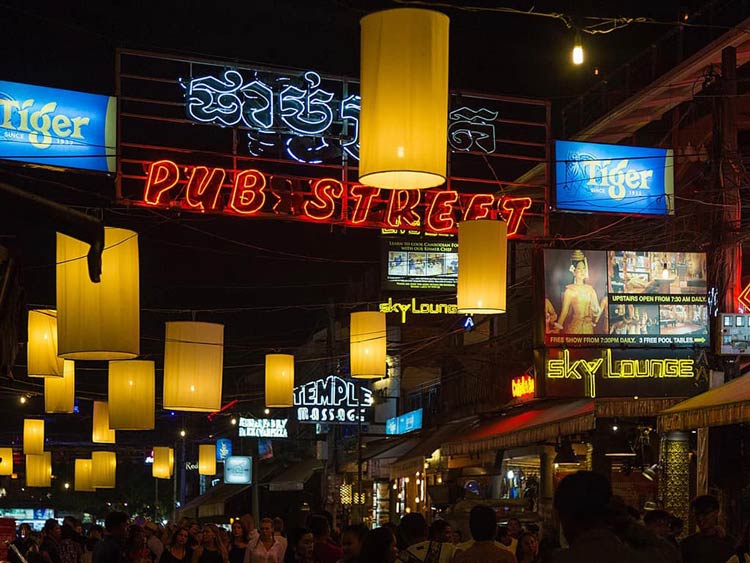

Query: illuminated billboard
left=543, top=249, right=708, bottom=347
left=718, top=314, right=750, bottom=355
left=386, top=408, right=423, bottom=435
left=554, top=140, right=673, bottom=215
left=382, top=237, right=457, bottom=291
left=224, top=456, right=252, bottom=485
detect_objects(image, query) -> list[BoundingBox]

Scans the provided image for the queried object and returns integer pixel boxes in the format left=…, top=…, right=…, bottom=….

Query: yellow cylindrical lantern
left=91, top=451, right=116, bottom=488
left=163, top=322, right=224, bottom=412
left=74, top=459, right=95, bottom=492
left=56, top=227, right=140, bottom=360
left=27, top=309, right=64, bottom=378
left=359, top=8, right=450, bottom=190
left=457, top=220, right=508, bottom=314
left=265, top=354, right=294, bottom=408
left=26, top=452, right=51, bottom=487
left=0, top=448, right=14, bottom=476
left=24, top=419, right=44, bottom=455
left=92, top=401, right=116, bottom=444
left=108, top=360, right=155, bottom=430
left=350, top=312, right=387, bottom=379
left=153, top=447, right=174, bottom=479
left=199, top=445, right=216, bottom=476
left=44, top=360, right=75, bottom=413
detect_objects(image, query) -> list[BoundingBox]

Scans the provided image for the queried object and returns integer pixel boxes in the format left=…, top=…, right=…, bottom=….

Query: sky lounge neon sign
left=294, top=375, right=373, bottom=424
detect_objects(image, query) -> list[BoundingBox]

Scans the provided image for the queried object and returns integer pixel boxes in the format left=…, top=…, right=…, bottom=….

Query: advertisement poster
left=718, top=314, right=750, bottom=355
left=382, top=237, right=458, bottom=291
left=544, top=249, right=708, bottom=347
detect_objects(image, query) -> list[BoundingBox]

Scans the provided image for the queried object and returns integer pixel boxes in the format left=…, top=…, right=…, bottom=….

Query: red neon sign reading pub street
left=139, top=160, right=533, bottom=237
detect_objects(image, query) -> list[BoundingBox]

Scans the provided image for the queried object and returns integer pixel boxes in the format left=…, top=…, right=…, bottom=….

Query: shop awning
left=267, top=458, right=323, bottom=492
left=442, top=400, right=595, bottom=456
left=176, top=484, right=251, bottom=520
left=658, top=375, right=750, bottom=432
left=390, top=417, right=478, bottom=475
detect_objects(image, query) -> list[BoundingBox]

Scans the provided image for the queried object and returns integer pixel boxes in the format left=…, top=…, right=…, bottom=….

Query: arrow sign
left=739, top=283, right=750, bottom=312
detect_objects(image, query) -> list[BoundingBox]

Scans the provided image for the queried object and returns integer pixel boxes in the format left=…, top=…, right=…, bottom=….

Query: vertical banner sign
left=0, top=80, right=116, bottom=172
left=216, top=438, right=232, bottom=461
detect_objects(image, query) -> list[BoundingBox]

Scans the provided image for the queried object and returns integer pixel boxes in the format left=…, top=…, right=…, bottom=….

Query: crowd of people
left=4, top=471, right=749, bottom=563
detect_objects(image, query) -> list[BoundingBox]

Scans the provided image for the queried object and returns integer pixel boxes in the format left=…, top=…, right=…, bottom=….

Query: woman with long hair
left=228, top=521, right=249, bottom=563
left=283, top=529, right=313, bottom=563
left=160, top=528, right=191, bottom=563
left=516, top=533, right=539, bottom=563
left=358, top=528, right=398, bottom=563
left=192, top=525, right=228, bottom=563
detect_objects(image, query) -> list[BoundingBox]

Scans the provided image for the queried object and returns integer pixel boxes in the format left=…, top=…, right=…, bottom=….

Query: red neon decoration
left=229, top=169, right=267, bottom=215
left=144, top=159, right=179, bottom=206
left=426, top=190, right=459, bottom=233
left=349, top=185, right=380, bottom=224
left=739, top=283, right=750, bottom=312
left=303, top=178, right=344, bottom=221
left=386, top=190, right=421, bottom=229
left=185, top=166, right=226, bottom=211
left=206, top=399, right=239, bottom=421
left=463, top=194, right=495, bottom=221
left=501, top=197, right=533, bottom=237
left=511, top=374, right=535, bottom=399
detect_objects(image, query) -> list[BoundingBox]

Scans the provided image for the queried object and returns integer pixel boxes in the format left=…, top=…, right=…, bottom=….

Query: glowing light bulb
left=507, top=470, right=515, bottom=480
left=264, top=408, right=270, bottom=415
left=64, top=482, right=70, bottom=490
left=180, top=429, right=186, bottom=437
left=572, top=33, right=584, bottom=65
left=662, top=263, right=670, bottom=279
left=230, top=418, right=237, bottom=425
left=19, top=396, right=26, bottom=404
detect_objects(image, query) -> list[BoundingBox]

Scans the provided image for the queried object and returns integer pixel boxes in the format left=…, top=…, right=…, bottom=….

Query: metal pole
left=252, top=439, right=260, bottom=523
left=155, top=478, right=159, bottom=521
left=357, top=404, right=363, bottom=524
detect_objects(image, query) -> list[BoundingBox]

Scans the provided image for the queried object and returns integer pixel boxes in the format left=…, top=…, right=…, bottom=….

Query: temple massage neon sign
left=138, top=159, right=533, bottom=236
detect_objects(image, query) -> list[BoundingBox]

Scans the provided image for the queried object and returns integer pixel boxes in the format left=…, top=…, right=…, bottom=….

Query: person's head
left=398, top=513, right=427, bottom=546
left=171, top=528, right=189, bottom=548
left=554, top=471, right=612, bottom=545
left=202, top=524, right=219, bottom=548
left=507, top=518, right=522, bottom=539
left=231, top=520, right=249, bottom=543
left=308, top=515, right=330, bottom=540
left=18, top=523, right=31, bottom=539
left=341, top=524, right=368, bottom=561
left=469, top=506, right=497, bottom=542
left=643, top=510, right=671, bottom=538
left=570, top=250, right=589, bottom=281
left=240, top=514, right=255, bottom=533
left=516, top=533, right=539, bottom=561
left=360, top=528, right=398, bottom=563
left=44, top=519, right=61, bottom=541
left=669, top=516, right=683, bottom=538
left=62, top=517, right=77, bottom=530
left=88, top=525, right=104, bottom=540
left=451, top=529, right=462, bottom=544
left=272, top=517, right=284, bottom=535
left=105, top=512, right=130, bottom=541
left=188, top=523, right=201, bottom=538
left=692, top=495, right=720, bottom=534
left=259, top=518, right=273, bottom=542
left=428, top=520, right=452, bottom=543
left=288, top=528, right=314, bottom=560
left=496, top=526, right=511, bottom=546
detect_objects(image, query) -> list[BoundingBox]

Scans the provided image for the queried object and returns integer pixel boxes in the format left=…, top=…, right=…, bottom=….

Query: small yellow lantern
left=265, top=354, right=294, bottom=408
left=108, top=360, right=155, bottom=430
left=457, top=220, right=508, bottom=313
left=92, top=401, right=116, bottom=444
left=44, top=360, right=75, bottom=413
left=24, top=419, right=44, bottom=455
left=56, top=227, right=140, bottom=360
left=0, top=448, right=14, bottom=476
left=163, top=322, right=224, bottom=412
left=74, top=459, right=95, bottom=492
left=27, top=309, right=64, bottom=378
left=152, top=447, right=174, bottom=479
left=91, top=451, right=116, bottom=489
left=350, top=312, right=386, bottom=379
left=359, top=8, right=450, bottom=190
left=199, top=445, right=216, bottom=476
left=26, top=452, right=51, bottom=487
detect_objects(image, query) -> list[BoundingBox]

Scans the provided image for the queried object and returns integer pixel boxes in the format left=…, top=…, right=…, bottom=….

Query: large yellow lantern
left=74, top=459, right=95, bottom=492
left=163, top=322, right=224, bottom=412
left=457, top=220, right=508, bottom=314
left=27, top=309, right=64, bottom=377
left=91, top=451, right=116, bottom=488
left=108, top=360, right=155, bottom=430
left=44, top=360, right=75, bottom=413
left=350, top=312, right=386, bottom=379
left=265, top=354, right=294, bottom=408
left=92, top=401, right=116, bottom=444
left=0, top=448, right=14, bottom=476
left=359, top=8, right=450, bottom=190
left=199, top=445, right=216, bottom=476
left=152, top=447, right=174, bottom=479
left=56, top=227, right=140, bottom=360
left=24, top=419, right=44, bottom=455
left=26, top=452, right=51, bottom=487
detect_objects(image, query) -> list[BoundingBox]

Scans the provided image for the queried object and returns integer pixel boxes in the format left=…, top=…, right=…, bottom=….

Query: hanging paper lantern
left=163, top=322, right=224, bottom=412
left=265, top=354, right=294, bottom=408
left=108, top=360, right=155, bottom=430
left=91, top=451, right=116, bottom=488
left=199, top=445, right=216, bottom=476
left=457, top=220, right=508, bottom=314
left=27, top=309, right=64, bottom=378
left=92, top=401, right=116, bottom=444
left=44, top=360, right=75, bottom=413
left=350, top=312, right=387, bottom=379
left=152, top=447, right=174, bottom=479
left=56, top=227, right=140, bottom=360
left=359, top=8, right=450, bottom=190
left=26, top=452, right=51, bottom=487
left=24, top=419, right=44, bottom=455
left=74, top=459, right=94, bottom=492
left=0, top=448, right=14, bottom=476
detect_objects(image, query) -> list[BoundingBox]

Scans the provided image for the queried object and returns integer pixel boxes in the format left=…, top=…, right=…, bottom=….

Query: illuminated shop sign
left=543, top=249, right=708, bottom=347
left=216, top=438, right=232, bottom=461
left=294, top=375, right=373, bottom=424
left=718, top=314, right=750, bottom=355
left=386, top=408, right=423, bottom=435
left=554, top=140, right=674, bottom=215
left=139, top=160, right=532, bottom=236
left=0, top=80, right=116, bottom=172
left=511, top=375, right=535, bottom=399
left=224, top=456, right=252, bottom=485
left=238, top=417, right=289, bottom=438
left=379, top=298, right=459, bottom=323
left=383, top=237, right=457, bottom=291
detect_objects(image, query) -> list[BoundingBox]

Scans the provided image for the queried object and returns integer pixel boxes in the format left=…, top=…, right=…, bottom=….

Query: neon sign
left=547, top=349, right=694, bottom=380
left=238, top=417, right=288, bottom=438
left=294, top=375, right=373, bottom=424
left=511, top=375, right=535, bottom=399
left=379, top=298, right=459, bottom=323
left=140, top=160, right=532, bottom=236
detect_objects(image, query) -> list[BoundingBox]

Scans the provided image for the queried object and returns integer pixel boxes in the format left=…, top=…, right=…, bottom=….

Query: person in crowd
left=89, top=527, right=104, bottom=543
left=607, top=498, right=679, bottom=563
left=81, top=537, right=98, bottom=563
left=515, top=533, right=538, bottom=563
left=144, top=523, right=164, bottom=563
left=339, top=524, right=368, bottom=563
left=359, top=528, right=398, bottom=563
left=241, top=516, right=259, bottom=545
left=397, top=513, right=454, bottom=563
left=40, top=519, right=62, bottom=563
left=450, top=530, right=462, bottom=546
left=273, top=519, right=285, bottom=540
left=247, top=518, right=285, bottom=563
left=681, top=495, right=735, bottom=563
left=667, top=517, right=683, bottom=547
left=508, top=520, right=523, bottom=541
left=188, top=525, right=202, bottom=551
left=283, top=529, right=313, bottom=563
left=496, top=527, right=518, bottom=555
left=160, top=528, right=191, bottom=563
left=192, top=525, right=227, bottom=563
left=453, top=506, right=516, bottom=563
left=727, top=521, right=750, bottom=563
left=10, top=523, right=36, bottom=563
left=94, top=512, right=130, bottom=563
left=228, top=521, right=249, bottom=563
left=643, top=510, right=671, bottom=540
left=217, top=529, right=230, bottom=553
left=123, top=525, right=148, bottom=563
left=60, top=517, right=84, bottom=563
left=308, top=515, right=342, bottom=563
left=427, top=522, right=452, bottom=544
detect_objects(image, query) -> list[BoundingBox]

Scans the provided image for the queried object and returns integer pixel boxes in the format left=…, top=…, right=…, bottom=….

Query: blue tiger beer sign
left=0, top=80, right=116, bottom=172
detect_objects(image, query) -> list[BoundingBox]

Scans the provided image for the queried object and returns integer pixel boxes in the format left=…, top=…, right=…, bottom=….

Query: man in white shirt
left=245, top=518, right=285, bottom=563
